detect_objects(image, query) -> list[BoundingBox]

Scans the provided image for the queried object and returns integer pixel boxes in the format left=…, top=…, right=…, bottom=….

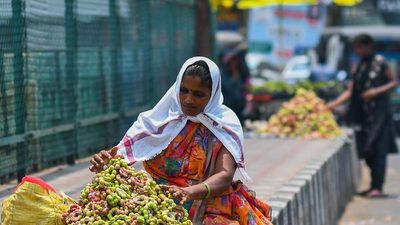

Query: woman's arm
left=162, top=147, right=236, bottom=203
left=327, top=81, right=353, bottom=109
left=187, top=147, right=236, bottom=199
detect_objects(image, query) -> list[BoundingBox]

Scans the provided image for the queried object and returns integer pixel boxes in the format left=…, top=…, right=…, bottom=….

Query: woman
left=221, top=46, right=250, bottom=123
left=327, top=34, right=398, bottom=197
left=90, top=57, right=272, bottom=224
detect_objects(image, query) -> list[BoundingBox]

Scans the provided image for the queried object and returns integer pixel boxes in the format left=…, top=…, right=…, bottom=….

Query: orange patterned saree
left=143, top=121, right=272, bottom=225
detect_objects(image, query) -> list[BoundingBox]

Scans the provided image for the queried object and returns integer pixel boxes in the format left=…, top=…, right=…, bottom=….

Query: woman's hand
left=361, top=88, right=378, bottom=101
left=326, top=101, right=336, bottom=111
left=159, top=147, right=237, bottom=205
left=160, top=185, right=191, bottom=204
left=327, top=81, right=353, bottom=110
left=89, top=147, right=119, bottom=172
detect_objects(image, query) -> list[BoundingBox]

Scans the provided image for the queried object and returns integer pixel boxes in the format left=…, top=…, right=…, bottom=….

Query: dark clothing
left=348, top=55, right=398, bottom=157
left=356, top=127, right=390, bottom=190
left=348, top=54, right=398, bottom=190
left=221, top=72, right=246, bottom=122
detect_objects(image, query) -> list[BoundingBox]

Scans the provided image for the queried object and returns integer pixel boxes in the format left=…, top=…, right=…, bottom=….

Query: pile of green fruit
left=264, top=89, right=342, bottom=139
left=249, top=81, right=341, bottom=96
left=62, top=156, right=191, bottom=225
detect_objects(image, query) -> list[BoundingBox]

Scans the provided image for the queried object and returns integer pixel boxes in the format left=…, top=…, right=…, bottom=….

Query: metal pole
left=167, top=2, right=175, bottom=85
left=12, top=0, right=27, bottom=181
left=55, top=51, right=63, bottom=119
left=0, top=39, right=8, bottom=137
left=195, top=0, right=212, bottom=57
left=65, top=0, right=77, bottom=165
left=143, top=1, right=153, bottom=106
left=109, top=0, right=124, bottom=138
left=98, top=46, right=112, bottom=146
left=109, top=0, right=122, bottom=113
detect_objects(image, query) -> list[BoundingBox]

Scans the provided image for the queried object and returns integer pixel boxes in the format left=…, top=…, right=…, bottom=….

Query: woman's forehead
left=181, top=75, right=210, bottom=90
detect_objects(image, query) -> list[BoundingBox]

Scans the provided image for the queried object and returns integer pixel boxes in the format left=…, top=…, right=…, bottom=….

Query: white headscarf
left=116, top=56, right=251, bottom=181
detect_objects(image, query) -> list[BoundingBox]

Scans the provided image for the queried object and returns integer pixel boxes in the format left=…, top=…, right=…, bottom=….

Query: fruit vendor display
left=264, top=89, right=342, bottom=138
left=249, top=81, right=342, bottom=97
left=62, top=156, right=192, bottom=225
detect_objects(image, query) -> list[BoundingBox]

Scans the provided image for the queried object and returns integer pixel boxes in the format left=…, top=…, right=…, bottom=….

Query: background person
left=327, top=34, right=398, bottom=197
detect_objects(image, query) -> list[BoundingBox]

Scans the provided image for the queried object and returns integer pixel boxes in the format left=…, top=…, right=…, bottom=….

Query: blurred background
left=214, top=0, right=400, bottom=127
left=0, top=0, right=399, bottom=184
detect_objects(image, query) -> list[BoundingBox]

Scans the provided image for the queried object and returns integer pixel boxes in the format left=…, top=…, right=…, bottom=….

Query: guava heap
left=62, top=156, right=192, bottom=225
left=265, top=89, right=342, bottom=139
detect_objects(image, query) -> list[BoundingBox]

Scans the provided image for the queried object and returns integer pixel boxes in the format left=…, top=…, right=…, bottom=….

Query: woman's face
left=354, top=44, right=372, bottom=58
left=179, top=75, right=211, bottom=116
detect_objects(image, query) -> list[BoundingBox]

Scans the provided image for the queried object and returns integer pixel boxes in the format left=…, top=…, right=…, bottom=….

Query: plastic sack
left=1, top=176, right=75, bottom=225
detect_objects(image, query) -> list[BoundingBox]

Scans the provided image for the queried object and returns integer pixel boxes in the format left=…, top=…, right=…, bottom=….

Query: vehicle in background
left=282, top=55, right=311, bottom=83
left=246, top=53, right=282, bottom=87
left=282, top=54, right=345, bottom=83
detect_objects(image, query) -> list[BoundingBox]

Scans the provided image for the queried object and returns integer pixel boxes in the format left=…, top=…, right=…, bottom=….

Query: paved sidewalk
left=338, top=154, right=400, bottom=225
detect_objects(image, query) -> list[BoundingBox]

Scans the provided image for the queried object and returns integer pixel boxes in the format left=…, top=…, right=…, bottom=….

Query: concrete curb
left=269, top=131, right=360, bottom=225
